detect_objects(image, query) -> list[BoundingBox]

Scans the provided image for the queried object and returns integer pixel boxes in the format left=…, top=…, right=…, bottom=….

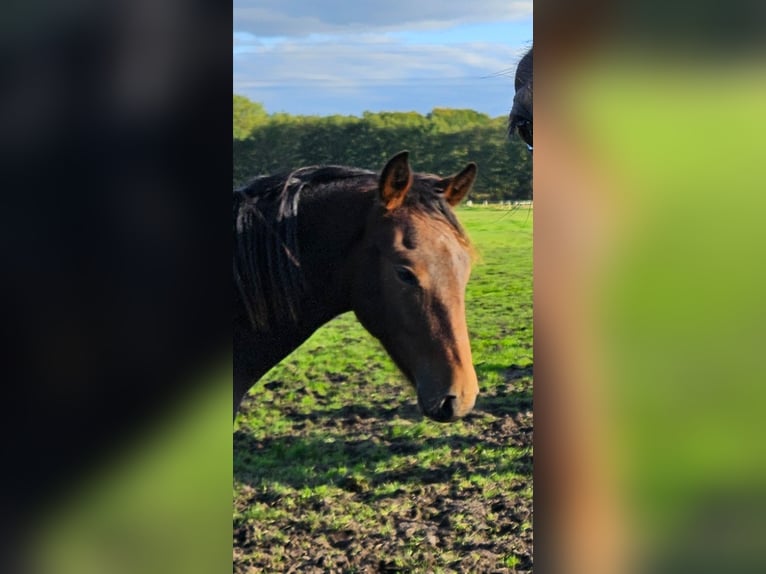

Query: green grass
left=234, top=206, right=533, bottom=572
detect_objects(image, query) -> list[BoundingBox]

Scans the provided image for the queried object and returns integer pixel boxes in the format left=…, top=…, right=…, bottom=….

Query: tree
left=233, top=95, right=268, bottom=140
left=233, top=106, right=532, bottom=200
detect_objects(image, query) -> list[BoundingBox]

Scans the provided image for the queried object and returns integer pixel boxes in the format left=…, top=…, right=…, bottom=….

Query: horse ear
left=442, top=162, right=478, bottom=206
left=379, top=150, right=413, bottom=210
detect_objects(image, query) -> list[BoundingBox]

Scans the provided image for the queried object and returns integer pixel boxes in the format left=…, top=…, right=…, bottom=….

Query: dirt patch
left=234, top=373, right=533, bottom=573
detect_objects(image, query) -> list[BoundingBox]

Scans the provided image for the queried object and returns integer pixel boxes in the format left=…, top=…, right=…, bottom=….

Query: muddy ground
left=234, top=366, right=533, bottom=573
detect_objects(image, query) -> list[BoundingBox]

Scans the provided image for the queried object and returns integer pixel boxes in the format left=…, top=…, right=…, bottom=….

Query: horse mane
left=233, top=165, right=470, bottom=331
left=234, top=165, right=373, bottom=331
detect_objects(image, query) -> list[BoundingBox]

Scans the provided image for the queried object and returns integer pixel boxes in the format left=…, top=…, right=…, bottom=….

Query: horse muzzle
left=417, top=387, right=477, bottom=423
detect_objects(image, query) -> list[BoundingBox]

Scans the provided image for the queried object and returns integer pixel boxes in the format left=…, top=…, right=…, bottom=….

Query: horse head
left=350, top=152, right=479, bottom=422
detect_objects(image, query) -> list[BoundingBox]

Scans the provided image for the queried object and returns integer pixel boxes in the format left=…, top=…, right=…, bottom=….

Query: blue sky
left=233, top=0, right=532, bottom=117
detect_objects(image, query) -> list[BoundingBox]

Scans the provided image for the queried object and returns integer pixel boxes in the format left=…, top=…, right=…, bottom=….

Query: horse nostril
left=439, top=395, right=456, bottom=420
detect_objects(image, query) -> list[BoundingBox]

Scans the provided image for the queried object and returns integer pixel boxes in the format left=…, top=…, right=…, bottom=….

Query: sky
left=233, top=0, right=533, bottom=118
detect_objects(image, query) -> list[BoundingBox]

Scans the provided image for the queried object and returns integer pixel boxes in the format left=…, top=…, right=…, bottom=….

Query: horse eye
left=395, top=266, right=419, bottom=286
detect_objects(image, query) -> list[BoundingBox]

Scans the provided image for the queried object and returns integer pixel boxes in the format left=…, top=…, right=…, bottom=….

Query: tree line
left=233, top=95, right=531, bottom=201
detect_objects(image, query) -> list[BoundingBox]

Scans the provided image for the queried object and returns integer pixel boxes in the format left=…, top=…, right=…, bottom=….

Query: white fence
left=465, top=199, right=532, bottom=208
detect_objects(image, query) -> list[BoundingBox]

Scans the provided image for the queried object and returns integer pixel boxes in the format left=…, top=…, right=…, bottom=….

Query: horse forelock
left=395, top=177, right=472, bottom=250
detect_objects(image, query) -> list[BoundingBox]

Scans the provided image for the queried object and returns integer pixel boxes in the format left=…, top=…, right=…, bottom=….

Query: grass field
left=234, top=206, right=533, bottom=572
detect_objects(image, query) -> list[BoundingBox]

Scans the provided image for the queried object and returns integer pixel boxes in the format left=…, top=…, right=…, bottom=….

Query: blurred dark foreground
left=0, top=1, right=231, bottom=572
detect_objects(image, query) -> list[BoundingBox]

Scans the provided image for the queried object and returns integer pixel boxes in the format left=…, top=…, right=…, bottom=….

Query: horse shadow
left=234, top=429, right=531, bottom=498
left=234, top=363, right=532, bottom=497
left=473, top=361, right=533, bottom=414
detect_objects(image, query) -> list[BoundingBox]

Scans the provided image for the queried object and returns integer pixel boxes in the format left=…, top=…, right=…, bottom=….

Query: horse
left=509, top=46, right=533, bottom=148
left=233, top=151, right=480, bottom=423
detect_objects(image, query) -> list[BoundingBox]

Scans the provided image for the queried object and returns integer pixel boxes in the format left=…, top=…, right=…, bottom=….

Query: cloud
left=232, top=1, right=532, bottom=116
left=234, top=0, right=532, bottom=38
left=233, top=35, right=525, bottom=116
left=235, top=38, right=518, bottom=85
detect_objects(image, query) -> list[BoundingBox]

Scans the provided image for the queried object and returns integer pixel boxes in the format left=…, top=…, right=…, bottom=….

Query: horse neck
left=240, top=186, right=371, bottom=374
left=233, top=183, right=376, bottom=414
left=297, top=185, right=374, bottom=324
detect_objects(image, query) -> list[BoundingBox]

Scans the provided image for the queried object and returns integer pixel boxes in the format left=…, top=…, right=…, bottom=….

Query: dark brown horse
left=509, top=46, right=533, bottom=148
left=234, top=151, right=479, bottom=422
